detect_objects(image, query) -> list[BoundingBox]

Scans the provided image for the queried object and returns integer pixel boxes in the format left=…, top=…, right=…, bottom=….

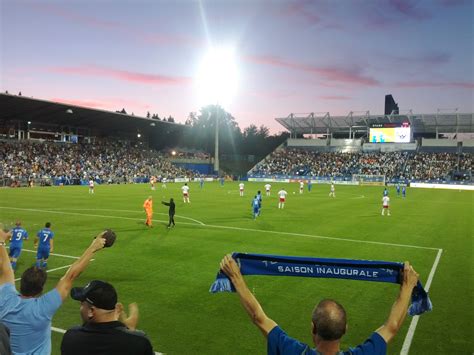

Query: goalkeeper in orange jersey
left=143, top=196, right=153, bottom=227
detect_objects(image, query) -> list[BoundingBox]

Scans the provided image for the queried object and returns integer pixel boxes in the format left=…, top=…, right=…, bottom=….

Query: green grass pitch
left=0, top=182, right=472, bottom=354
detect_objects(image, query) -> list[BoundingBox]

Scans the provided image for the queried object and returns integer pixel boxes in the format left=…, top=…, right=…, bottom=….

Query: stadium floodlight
left=137, top=133, right=141, bottom=138
left=195, top=46, right=238, bottom=107
left=195, top=46, right=238, bottom=173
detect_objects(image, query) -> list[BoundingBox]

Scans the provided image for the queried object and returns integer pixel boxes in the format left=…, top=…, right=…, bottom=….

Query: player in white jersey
left=88, top=179, right=94, bottom=194
left=278, top=189, right=288, bottom=209
left=329, top=183, right=335, bottom=198
left=162, top=177, right=167, bottom=189
left=299, top=181, right=304, bottom=194
left=382, top=195, right=390, bottom=216
left=150, top=176, right=156, bottom=190
left=182, top=183, right=190, bottom=203
left=239, top=182, right=245, bottom=197
left=264, top=183, right=271, bottom=196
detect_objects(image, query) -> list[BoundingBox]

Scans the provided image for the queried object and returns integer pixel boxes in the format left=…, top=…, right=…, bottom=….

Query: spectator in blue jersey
left=35, top=222, right=54, bottom=269
left=402, top=186, right=406, bottom=198
left=396, top=184, right=400, bottom=196
left=220, top=255, right=419, bottom=355
left=8, top=221, right=28, bottom=270
left=251, top=196, right=260, bottom=220
left=0, top=228, right=108, bottom=354
left=256, top=191, right=263, bottom=216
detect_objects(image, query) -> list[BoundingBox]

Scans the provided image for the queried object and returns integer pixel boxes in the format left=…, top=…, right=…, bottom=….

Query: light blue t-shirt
left=0, top=283, right=62, bottom=355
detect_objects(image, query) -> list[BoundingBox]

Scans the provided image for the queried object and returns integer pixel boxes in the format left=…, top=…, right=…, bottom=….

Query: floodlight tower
left=196, top=47, right=238, bottom=174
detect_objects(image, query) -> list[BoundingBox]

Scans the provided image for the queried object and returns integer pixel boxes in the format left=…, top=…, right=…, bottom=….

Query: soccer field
left=0, top=182, right=472, bottom=354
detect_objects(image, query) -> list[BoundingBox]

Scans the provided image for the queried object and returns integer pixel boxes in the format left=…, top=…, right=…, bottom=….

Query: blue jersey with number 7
left=37, top=228, right=54, bottom=248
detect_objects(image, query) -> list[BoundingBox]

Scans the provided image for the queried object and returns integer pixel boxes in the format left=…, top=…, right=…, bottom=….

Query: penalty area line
left=400, top=248, right=443, bottom=355
left=0, top=206, right=441, bottom=251
left=14, top=264, right=73, bottom=282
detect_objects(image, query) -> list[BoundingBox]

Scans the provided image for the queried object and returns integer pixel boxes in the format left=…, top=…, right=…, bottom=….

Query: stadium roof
left=0, top=93, right=187, bottom=137
left=276, top=111, right=474, bottom=135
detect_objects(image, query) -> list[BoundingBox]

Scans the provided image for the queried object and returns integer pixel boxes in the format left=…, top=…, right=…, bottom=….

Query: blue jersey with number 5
left=10, top=227, right=28, bottom=248
left=37, top=228, right=54, bottom=248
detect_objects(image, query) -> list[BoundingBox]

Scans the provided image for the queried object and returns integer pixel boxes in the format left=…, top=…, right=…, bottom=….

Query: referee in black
left=161, top=198, right=176, bottom=228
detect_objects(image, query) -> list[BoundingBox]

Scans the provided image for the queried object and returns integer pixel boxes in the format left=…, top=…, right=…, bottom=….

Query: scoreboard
left=369, top=122, right=411, bottom=143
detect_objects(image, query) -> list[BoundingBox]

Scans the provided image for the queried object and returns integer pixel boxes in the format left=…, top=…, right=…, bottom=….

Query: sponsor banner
left=192, top=178, right=214, bottom=182
left=174, top=178, right=190, bottom=183
left=387, top=183, right=408, bottom=187
left=410, top=183, right=474, bottom=190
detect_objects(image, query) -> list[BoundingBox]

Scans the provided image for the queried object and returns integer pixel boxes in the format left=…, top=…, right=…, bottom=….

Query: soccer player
left=143, top=196, right=153, bottom=227
left=182, top=183, right=190, bottom=203
left=162, top=177, right=167, bottom=189
left=256, top=190, right=263, bottom=216
left=396, top=184, right=400, bottom=196
left=88, top=179, right=94, bottom=194
left=382, top=195, right=391, bottom=216
left=307, top=180, right=312, bottom=192
left=150, top=176, right=156, bottom=191
left=264, top=183, right=271, bottom=196
left=383, top=187, right=389, bottom=197
left=278, top=188, right=287, bottom=209
left=239, top=182, right=245, bottom=197
left=402, top=186, right=406, bottom=198
left=35, top=222, right=54, bottom=268
left=8, top=221, right=28, bottom=270
left=251, top=196, right=260, bottom=220
left=299, top=181, right=304, bottom=194
left=220, top=176, right=225, bottom=186
left=200, top=177, right=204, bottom=189
left=329, top=182, right=336, bottom=198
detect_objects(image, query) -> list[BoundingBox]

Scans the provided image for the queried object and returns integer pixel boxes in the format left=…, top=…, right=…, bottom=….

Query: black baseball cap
left=71, top=280, right=117, bottom=310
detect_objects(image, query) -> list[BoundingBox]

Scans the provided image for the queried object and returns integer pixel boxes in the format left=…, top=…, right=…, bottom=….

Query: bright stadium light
left=195, top=46, right=238, bottom=173
left=195, top=46, right=238, bottom=107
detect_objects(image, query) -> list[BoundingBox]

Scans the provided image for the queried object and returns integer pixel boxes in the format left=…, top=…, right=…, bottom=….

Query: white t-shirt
left=278, top=190, right=287, bottom=199
left=239, top=183, right=245, bottom=190
left=382, top=196, right=390, bottom=206
left=299, top=182, right=304, bottom=188
left=89, top=180, right=94, bottom=187
left=330, top=184, right=335, bottom=191
left=264, top=184, right=271, bottom=191
left=182, top=185, right=190, bottom=194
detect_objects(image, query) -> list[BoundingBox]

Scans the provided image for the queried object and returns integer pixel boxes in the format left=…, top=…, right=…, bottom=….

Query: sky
left=1, top=0, right=473, bottom=133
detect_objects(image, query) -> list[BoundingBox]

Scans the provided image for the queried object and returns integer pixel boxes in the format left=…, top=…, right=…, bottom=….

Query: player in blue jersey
left=396, top=184, right=400, bottom=196
left=402, top=186, right=406, bottom=198
left=251, top=196, right=260, bottom=220
left=256, top=191, right=263, bottom=216
left=8, top=221, right=28, bottom=270
left=34, top=222, right=54, bottom=269
left=383, top=187, right=389, bottom=196
left=200, top=177, right=204, bottom=189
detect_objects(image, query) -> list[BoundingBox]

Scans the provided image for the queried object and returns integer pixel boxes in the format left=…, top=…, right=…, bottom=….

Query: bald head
left=312, top=299, right=347, bottom=341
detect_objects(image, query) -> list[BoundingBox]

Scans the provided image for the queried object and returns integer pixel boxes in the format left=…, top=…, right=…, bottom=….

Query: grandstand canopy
left=0, top=93, right=187, bottom=141
left=276, top=111, right=474, bottom=136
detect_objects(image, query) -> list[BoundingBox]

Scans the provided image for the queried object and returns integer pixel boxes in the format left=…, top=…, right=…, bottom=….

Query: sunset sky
left=1, top=0, right=473, bottom=133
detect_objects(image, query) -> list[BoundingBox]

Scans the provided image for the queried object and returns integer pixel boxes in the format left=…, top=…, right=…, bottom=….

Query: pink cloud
left=246, top=55, right=379, bottom=86
left=395, top=81, right=474, bottom=89
left=389, top=0, right=432, bottom=20
left=320, top=95, right=352, bottom=100
left=49, top=65, right=191, bottom=86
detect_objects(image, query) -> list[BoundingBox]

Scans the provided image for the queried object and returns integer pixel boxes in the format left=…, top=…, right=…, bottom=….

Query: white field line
left=0, top=206, right=441, bottom=251
left=47, top=208, right=205, bottom=226
left=14, top=264, right=73, bottom=282
left=50, top=327, right=164, bottom=355
left=400, top=248, right=443, bottom=355
left=19, top=248, right=80, bottom=259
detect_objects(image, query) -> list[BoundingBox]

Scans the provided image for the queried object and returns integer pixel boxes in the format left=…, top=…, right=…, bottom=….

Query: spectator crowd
left=251, top=148, right=472, bottom=182
left=0, top=140, right=193, bottom=185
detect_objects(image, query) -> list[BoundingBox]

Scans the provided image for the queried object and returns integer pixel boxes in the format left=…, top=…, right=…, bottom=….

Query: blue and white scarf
left=210, top=252, right=432, bottom=316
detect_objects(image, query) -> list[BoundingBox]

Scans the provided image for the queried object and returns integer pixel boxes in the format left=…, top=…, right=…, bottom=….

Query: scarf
left=210, top=252, right=432, bottom=316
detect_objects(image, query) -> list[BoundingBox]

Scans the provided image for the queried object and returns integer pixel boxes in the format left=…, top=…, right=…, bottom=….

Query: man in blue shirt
left=251, top=196, right=260, bottom=220
left=8, top=221, right=28, bottom=271
left=219, top=255, right=420, bottom=355
left=396, top=184, right=400, bottom=196
left=35, top=222, right=54, bottom=269
left=0, top=228, right=108, bottom=354
left=402, top=186, right=406, bottom=198
left=256, top=191, right=263, bottom=216
left=383, top=188, right=389, bottom=197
